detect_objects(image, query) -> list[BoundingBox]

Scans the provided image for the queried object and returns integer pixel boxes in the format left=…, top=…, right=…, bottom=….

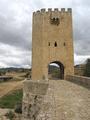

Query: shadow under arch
left=48, top=61, right=64, bottom=80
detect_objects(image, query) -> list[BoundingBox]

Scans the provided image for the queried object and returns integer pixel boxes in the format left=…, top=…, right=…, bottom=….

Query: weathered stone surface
left=22, top=80, right=49, bottom=120
left=22, top=80, right=90, bottom=120
left=23, top=80, right=49, bottom=95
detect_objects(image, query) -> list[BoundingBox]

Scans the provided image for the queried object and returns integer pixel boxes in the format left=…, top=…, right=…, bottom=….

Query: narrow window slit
left=54, top=42, right=57, bottom=47
left=48, top=42, right=50, bottom=46
left=64, top=42, right=66, bottom=46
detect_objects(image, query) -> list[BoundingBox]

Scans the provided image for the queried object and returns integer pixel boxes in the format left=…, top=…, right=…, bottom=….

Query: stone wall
left=22, top=80, right=49, bottom=120
left=66, top=75, right=90, bottom=88
left=32, top=8, right=74, bottom=80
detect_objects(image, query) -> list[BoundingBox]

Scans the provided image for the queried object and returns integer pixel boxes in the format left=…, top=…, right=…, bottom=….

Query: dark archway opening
left=48, top=61, right=64, bottom=80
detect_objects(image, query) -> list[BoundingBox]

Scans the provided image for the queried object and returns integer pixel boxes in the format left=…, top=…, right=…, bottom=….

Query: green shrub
left=14, top=102, right=22, bottom=114
left=5, top=111, right=15, bottom=120
left=84, top=59, right=90, bottom=77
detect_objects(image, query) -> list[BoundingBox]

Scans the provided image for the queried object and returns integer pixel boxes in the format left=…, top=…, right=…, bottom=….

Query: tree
left=84, top=59, right=90, bottom=77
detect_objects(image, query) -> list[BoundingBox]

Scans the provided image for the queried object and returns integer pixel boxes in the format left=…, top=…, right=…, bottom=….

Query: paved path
left=0, top=80, right=24, bottom=98
left=41, top=80, right=90, bottom=120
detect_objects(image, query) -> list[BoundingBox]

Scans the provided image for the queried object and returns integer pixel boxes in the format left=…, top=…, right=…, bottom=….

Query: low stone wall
left=66, top=75, right=90, bottom=88
left=22, top=80, right=49, bottom=120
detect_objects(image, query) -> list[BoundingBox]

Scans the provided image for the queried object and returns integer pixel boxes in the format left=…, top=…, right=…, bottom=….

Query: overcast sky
left=0, top=0, right=90, bottom=68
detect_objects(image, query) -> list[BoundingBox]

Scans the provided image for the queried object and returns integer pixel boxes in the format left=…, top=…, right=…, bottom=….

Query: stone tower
left=32, top=8, right=74, bottom=80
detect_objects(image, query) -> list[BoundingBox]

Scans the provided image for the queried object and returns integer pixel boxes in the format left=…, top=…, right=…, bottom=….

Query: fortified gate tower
left=32, top=8, right=74, bottom=80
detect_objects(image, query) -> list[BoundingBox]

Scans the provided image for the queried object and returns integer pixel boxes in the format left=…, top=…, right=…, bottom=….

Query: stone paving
left=22, top=79, right=90, bottom=120
left=37, top=80, right=90, bottom=120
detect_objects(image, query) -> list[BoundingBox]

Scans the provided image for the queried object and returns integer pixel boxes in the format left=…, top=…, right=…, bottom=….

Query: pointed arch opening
left=48, top=61, right=64, bottom=80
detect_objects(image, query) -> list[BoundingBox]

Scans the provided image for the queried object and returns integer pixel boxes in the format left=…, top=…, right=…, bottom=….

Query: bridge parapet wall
left=22, top=80, right=49, bottom=120
left=66, top=75, right=90, bottom=88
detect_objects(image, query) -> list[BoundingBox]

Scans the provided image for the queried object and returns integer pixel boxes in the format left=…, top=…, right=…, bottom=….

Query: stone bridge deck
left=23, top=80, right=90, bottom=120
left=39, top=80, right=90, bottom=120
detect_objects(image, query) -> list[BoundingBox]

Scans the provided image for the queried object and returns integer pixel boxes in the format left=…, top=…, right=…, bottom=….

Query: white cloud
left=0, top=0, right=89, bottom=68
left=0, top=42, right=31, bottom=68
left=74, top=54, right=90, bottom=65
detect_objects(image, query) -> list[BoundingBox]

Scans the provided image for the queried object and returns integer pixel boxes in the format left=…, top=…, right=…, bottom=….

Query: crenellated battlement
left=33, top=8, right=72, bottom=14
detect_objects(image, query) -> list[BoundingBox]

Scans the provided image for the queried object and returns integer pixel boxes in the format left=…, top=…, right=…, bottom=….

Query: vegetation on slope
left=0, top=89, right=23, bottom=108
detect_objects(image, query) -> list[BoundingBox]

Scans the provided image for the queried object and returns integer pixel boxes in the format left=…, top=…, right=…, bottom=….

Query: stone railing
left=66, top=75, right=90, bottom=88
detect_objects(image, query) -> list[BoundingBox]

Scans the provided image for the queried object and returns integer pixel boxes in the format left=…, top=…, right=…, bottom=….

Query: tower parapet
left=34, top=8, right=72, bottom=14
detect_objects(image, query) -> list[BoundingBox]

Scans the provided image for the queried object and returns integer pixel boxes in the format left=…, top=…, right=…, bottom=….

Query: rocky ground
left=0, top=108, right=22, bottom=120
left=0, top=108, right=9, bottom=120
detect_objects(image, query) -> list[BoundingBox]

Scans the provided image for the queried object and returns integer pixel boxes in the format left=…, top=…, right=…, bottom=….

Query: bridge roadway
left=39, top=80, right=90, bottom=120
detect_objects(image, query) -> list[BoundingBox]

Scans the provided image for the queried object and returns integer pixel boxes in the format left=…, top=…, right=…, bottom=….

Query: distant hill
left=48, top=65, right=59, bottom=74
left=48, top=65, right=60, bottom=79
left=0, top=67, right=31, bottom=72
left=0, top=67, right=31, bottom=76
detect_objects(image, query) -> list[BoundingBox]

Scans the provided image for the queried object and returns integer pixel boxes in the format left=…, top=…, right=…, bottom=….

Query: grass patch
left=0, top=89, right=23, bottom=108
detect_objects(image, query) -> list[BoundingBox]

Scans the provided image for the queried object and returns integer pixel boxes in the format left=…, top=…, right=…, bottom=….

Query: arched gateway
left=48, top=61, right=64, bottom=79
left=32, top=8, right=74, bottom=80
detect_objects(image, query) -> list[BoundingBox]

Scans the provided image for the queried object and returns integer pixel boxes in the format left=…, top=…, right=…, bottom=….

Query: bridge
left=22, top=76, right=90, bottom=120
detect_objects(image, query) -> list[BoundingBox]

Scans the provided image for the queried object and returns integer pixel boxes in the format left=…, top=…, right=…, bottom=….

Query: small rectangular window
left=54, top=42, right=57, bottom=47
left=48, top=42, right=50, bottom=46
